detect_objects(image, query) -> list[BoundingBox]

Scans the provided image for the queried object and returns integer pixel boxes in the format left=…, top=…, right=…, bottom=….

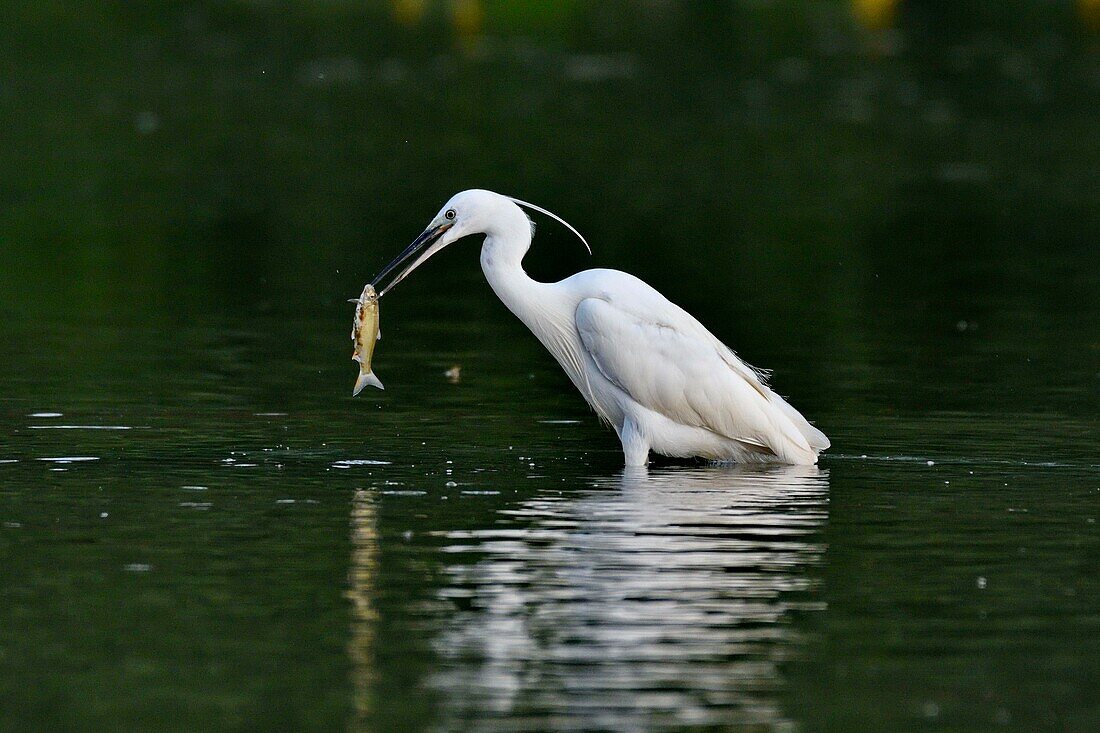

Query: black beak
left=370, top=221, right=453, bottom=296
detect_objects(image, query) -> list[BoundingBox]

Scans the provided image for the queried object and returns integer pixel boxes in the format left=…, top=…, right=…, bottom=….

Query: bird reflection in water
left=425, top=465, right=829, bottom=731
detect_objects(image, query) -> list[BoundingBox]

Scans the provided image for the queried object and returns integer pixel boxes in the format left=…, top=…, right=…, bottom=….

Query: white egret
left=370, top=189, right=829, bottom=466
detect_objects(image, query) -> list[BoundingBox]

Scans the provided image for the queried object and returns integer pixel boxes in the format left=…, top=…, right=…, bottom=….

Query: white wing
left=574, top=293, right=824, bottom=462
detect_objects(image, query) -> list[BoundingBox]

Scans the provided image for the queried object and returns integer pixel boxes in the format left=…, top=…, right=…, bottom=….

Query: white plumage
left=371, top=189, right=829, bottom=466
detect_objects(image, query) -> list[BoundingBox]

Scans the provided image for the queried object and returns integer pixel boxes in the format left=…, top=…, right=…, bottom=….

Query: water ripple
left=28, top=425, right=135, bottom=430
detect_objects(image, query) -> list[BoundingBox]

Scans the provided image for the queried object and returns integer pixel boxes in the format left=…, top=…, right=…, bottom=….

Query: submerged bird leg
left=619, top=418, right=650, bottom=466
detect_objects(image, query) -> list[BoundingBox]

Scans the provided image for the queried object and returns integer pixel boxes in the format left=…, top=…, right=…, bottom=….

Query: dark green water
left=2, top=2, right=1098, bottom=731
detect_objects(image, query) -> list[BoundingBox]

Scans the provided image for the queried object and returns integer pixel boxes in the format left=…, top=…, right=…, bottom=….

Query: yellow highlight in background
left=852, top=0, right=899, bottom=31
left=1081, top=0, right=1100, bottom=33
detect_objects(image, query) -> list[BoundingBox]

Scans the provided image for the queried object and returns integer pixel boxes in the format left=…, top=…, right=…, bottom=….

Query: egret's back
left=562, top=269, right=828, bottom=465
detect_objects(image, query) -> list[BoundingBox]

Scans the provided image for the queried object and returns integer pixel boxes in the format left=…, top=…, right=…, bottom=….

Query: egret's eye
left=445, top=209, right=456, bottom=220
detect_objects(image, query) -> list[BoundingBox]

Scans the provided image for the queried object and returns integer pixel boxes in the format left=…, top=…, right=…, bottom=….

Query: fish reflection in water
left=347, top=489, right=379, bottom=727
left=427, top=466, right=829, bottom=731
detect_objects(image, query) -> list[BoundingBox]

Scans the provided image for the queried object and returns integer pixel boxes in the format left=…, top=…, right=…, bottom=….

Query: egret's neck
left=478, top=210, right=602, bottom=420
left=479, top=225, right=550, bottom=323
left=478, top=207, right=580, bottom=383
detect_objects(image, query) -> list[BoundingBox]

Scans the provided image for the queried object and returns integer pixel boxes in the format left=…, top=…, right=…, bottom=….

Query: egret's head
left=371, top=189, right=589, bottom=296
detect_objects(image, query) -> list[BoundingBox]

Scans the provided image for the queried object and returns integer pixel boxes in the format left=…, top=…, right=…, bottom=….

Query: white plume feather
left=506, top=196, right=592, bottom=255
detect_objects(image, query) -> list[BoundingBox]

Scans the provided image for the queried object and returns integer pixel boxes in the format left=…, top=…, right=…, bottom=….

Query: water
left=2, top=2, right=1099, bottom=732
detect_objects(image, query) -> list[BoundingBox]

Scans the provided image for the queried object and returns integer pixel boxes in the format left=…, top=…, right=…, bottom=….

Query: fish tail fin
left=353, top=370, right=384, bottom=396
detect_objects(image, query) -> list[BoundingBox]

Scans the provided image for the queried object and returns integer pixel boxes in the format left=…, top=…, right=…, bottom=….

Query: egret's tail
left=353, top=370, right=384, bottom=395
left=766, top=388, right=830, bottom=453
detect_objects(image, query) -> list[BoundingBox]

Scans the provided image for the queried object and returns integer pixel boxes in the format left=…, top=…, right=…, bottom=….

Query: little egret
left=370, top=189, right=829, bottom=466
